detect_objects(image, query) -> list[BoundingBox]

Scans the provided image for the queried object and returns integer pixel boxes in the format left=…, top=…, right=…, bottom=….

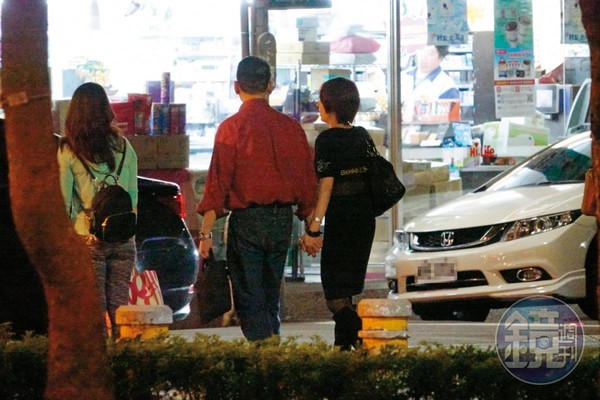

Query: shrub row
left=1, top=324, right=599, bottom=400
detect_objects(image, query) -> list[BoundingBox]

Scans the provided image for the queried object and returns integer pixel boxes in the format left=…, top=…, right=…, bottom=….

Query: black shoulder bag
left=363, top=131, right=406, bottom=217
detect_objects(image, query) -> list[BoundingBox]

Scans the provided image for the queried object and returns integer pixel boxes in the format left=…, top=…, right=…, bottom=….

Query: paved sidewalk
left=172, top=250, right=391, bottom=331
left=171, top=314, right=600, bottom=348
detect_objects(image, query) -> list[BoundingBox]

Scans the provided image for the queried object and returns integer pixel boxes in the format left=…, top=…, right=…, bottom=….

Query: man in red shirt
left=197, top=56, right=319, bottom=340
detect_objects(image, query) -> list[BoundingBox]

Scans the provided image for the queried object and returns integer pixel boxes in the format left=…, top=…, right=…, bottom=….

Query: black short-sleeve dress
left=314, top=126, right=376, bottom=300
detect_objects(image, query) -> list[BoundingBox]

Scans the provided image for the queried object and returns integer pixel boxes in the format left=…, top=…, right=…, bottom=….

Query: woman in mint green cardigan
left=57, top=82, right=138, bottom=337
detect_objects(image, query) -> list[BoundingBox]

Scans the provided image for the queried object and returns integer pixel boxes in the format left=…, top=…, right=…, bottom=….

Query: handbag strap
left=361, top=129, right=380, bottom=158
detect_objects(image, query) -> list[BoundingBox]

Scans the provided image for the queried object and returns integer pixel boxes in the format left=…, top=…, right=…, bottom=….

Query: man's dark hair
left=319, top=77, right=360, bottom=125
left=435, top=45, right=449, bottom=58
left=236, top=56, right=271, bottom=94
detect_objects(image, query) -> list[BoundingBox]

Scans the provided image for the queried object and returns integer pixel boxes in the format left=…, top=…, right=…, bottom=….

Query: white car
left=386, top=131, right=598, bottom=321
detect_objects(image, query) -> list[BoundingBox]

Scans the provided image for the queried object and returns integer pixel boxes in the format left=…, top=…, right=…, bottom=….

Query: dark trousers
left=227, top=205, right=293, bottom=340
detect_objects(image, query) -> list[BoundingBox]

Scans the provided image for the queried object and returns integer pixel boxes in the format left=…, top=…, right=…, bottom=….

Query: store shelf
left=402, top=146, right=469, bottom=160
left=401, top=144, right=544, bottom=162
left=496, top=145, right=546, bottom=157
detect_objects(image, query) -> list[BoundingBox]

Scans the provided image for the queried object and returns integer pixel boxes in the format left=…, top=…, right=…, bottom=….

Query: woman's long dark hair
left=62, top=82, right=121, bottom=171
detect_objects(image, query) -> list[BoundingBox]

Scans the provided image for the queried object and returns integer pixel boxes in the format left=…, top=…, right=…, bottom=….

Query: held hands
left=199, top=237, right=212, bottom=260
left=299, top=234, right=323, bottom=257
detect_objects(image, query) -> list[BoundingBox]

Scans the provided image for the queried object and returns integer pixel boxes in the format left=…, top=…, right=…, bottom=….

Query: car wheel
left=578, top=236, right=599, bottom=320
left=413, top=302, right=490, bottom=322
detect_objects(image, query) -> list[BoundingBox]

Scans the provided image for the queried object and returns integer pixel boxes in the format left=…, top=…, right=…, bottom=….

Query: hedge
left=1, top=324, right=598, bottom=400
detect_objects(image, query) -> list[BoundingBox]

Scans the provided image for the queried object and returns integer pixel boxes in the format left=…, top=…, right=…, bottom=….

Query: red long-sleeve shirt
left=197, top=98, right=317, bottom=221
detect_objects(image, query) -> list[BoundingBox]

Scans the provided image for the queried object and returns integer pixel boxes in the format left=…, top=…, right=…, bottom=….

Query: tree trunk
left=1, top=1, right=114, bottom=399
left=580, top=0, right=600, bottom=323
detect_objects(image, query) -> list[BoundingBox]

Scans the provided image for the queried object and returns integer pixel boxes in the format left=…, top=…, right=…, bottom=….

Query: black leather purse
left=363, top=132, right=406, bottom=216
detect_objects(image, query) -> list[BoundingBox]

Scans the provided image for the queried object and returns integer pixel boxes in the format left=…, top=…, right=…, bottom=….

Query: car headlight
left=501, top=210, right=581, bottom=241
left=393, top=229, right=409, bottom=250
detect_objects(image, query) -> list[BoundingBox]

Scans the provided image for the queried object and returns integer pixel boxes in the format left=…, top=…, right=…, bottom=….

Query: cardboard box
left=157, top=135, right=190, bottom=169
left=127, top=93, right=153, bottom=135
left=298, top=27, right=318, bottom=41
left=404, top=170, right=434, bottom=187
left=329, top=52, right=377, bottom=65
left=128, top=135, right=158, bottom=170
left=405, top=184, right=431, bottom=197
left=112, top=101, right=135, bottom=135
left=278, top=41, right=330, bottom=53
left=403, top=160, right=432, bottom=173
left=310, top=67, right=351, bottom=90
left=276, top=52, right=329, bottom=66
left=430, top=161, right=450, bottom=183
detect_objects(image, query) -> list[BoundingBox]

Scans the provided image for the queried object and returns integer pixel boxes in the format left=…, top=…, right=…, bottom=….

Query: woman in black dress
left=301, top=77, right=376, bottom=350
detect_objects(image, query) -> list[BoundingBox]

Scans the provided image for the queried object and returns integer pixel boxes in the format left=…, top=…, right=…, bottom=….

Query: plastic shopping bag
left=128, top=270, right=164, bottom=305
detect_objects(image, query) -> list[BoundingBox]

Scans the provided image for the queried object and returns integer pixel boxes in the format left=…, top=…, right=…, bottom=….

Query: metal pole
left=389, top=0, right=403, bottom=232
left=240, top=1, right=250, bottom=58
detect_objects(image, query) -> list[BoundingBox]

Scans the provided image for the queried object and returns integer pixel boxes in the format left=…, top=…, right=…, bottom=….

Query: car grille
left=406, top=270, right=488, bottom=292
left=410, top=224, right=507, bottom=251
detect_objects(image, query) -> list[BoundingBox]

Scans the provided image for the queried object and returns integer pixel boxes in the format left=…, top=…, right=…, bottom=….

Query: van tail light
left=156, top=192, right=186, bottom=219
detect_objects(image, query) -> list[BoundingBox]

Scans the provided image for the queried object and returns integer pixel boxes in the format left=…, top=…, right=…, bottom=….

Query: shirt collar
left=409, top=66, right=443, bottom=82
left=239, top=97, right=269, bottom=111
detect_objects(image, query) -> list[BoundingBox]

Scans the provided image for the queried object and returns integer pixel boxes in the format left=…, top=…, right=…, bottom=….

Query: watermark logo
left=495, top=296, right=585, bottom=385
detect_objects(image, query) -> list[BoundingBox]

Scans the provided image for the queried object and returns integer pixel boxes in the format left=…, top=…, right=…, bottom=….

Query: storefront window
left=267, top=0, right=392, bottom=252
left=44, top=1, right=394, bottom=246
left=399, top=0, right=590, bottom=224
left=44, top=1, right=589, bottom=240
left=46, top=0, right=391, bottom=175
left=47, top=0, right=243, bottom=170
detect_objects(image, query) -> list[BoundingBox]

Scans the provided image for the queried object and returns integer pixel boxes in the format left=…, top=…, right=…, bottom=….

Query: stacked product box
left=117, top=96, right=189, bottom=170
left=111, top=94, right=153, bottom=136
left=276, top=41, right=330, bottom=66
left=127, top=135, right=157, bottom=170
left=310, top=67, right=351, bottom=91
left=296, top=16, right=318, bottom=41
left=402, top=160, right=463, bottom=221
left=128, top=135, right=190, bottom=170
left=151, top=103, right=186, bottom=135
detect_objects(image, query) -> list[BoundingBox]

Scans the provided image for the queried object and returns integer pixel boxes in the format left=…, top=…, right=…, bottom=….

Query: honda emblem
left=440, top=231, right=454, bottom=247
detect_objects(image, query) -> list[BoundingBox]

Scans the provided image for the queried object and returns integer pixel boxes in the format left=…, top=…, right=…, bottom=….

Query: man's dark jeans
left=227, top=204, right=293, bottom=340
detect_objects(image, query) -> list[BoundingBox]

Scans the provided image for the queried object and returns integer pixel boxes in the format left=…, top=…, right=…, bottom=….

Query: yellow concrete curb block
left=357, top=298, right=412, bottom=318
left=357, top=299, right=412, bottom=351
left=358, top=329, right=410, bottom=351
left=116, top=305, right=173, bottom=340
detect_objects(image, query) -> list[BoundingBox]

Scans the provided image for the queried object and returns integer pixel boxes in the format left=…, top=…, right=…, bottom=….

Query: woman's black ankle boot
left=333, top=307, right=362, bottom=351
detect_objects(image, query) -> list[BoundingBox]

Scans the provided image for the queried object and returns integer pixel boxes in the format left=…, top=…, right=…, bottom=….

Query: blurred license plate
left=416, top=257, right=457, bottom=284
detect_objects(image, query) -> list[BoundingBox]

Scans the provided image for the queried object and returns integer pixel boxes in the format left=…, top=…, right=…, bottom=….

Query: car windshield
left=483, top=134, right=592, bottom=192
